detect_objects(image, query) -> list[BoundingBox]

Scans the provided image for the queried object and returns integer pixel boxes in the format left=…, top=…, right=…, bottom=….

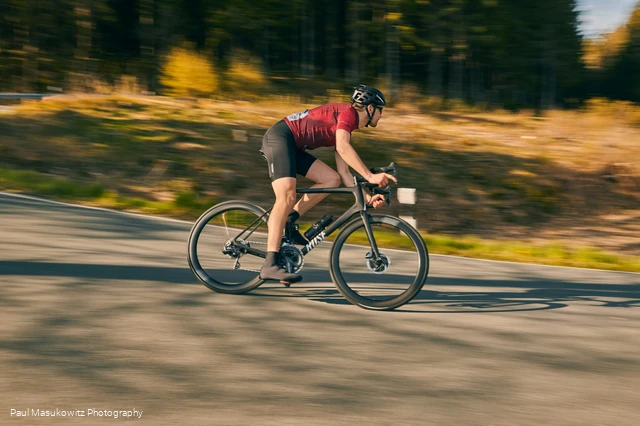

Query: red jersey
left=283, top=103, right=359, bottom=151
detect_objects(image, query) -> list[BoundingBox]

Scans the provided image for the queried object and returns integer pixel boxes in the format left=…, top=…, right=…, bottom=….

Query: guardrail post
left=397, top=187, right=417, bottom=229
left=0, top=93, right=51, bottom=101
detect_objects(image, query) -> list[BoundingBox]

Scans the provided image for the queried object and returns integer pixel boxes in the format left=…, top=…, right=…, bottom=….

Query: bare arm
left=335, top=150, right=355, bottom=187
left=335, top=129, right=372, bottom=181
left=335, top=149, right=386, bottom=208
left=335, top=129, right=397, bottom=187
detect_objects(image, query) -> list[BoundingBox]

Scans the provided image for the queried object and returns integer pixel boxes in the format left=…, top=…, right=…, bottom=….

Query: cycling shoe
left=259, top=264, right=303, bottom=285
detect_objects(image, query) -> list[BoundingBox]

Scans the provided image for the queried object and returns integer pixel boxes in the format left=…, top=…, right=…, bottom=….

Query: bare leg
left=293, top=160, right=341, bottom=216
left=259, top=176, right=302, bottom=283
left=267, top=177, right=297, bottom=252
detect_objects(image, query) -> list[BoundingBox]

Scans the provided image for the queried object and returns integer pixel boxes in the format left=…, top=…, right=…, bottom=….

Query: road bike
left=187, top=162, right=429, bottom=310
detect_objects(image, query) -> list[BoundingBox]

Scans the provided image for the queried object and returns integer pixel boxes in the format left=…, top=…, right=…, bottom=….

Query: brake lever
left=370, top=186, right=392, bottom=207
left=366, top=162, right=397, bottom=207
left=366, top=195, right=391, bottom=208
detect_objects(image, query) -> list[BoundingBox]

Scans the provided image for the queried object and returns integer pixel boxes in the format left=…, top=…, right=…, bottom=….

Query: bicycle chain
left=235, top=261, right=260, bottom=273
left=232, top=240, right=265, bottom=273
left=230, top=239, right=294, bottom=274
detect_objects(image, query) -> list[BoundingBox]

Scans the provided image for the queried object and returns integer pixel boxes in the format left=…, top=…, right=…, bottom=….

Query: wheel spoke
left=222, top=212, right=230, bottom=239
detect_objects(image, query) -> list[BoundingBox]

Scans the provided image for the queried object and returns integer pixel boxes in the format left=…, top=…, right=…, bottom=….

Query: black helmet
left=351, top=84, right=386, bottom=107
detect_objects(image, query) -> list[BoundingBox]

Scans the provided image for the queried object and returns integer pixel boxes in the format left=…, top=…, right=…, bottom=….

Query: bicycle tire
left=329, top=214, right=429, bottom=310
left=187, top=201, right=267, bottom=294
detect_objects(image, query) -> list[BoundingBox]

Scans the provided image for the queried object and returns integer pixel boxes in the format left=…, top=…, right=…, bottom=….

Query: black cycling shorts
left=261, top=120, right=317, bottom=181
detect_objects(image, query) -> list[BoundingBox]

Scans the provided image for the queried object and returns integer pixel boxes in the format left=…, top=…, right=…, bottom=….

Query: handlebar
left=355, top=162, right=397, bottom=207
left=369, top=162, right=397, bottom=177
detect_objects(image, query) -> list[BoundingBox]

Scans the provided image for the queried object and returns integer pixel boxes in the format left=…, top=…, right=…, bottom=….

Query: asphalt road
left=1, top=192, right=639, bottom=426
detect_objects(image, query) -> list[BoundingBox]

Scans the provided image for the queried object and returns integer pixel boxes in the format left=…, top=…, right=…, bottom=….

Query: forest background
left=1, top=0, right=639, bottom=271
left=2, top=0, right=640, bottom=107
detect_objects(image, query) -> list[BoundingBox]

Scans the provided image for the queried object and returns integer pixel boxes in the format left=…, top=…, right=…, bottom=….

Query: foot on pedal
left=259, top=264, right=302, bottom=284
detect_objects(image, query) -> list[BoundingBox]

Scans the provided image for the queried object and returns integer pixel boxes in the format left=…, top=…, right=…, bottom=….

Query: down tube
left=300, top=205, right=362, bottom=255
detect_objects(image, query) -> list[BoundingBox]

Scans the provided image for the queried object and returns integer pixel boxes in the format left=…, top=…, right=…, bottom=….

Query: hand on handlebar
left=366, top=193, right=386, bottom=209
left=367, top=172, right=397, bottom=187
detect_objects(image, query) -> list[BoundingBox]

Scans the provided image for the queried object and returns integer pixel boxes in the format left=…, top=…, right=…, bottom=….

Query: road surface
left=1, top=192, right=639, bottom=425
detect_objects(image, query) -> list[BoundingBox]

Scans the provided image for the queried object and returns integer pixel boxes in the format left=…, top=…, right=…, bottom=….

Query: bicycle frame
left=231, top=179, right=381, bottom=259
left=296, top=184, right=380, bottom=257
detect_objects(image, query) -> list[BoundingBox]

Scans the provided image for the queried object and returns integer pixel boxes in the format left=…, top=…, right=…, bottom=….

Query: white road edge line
left=0, top=191, right=192, bottom=225
left=1, top=191, right=637, bottom=276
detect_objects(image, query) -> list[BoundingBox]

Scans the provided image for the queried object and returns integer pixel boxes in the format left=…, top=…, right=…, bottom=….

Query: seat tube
left=360, top=212, right=380, bottom=257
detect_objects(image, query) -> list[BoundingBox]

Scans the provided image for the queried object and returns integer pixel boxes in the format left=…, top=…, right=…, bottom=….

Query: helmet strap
left=365, top=105, right=374, bottom=127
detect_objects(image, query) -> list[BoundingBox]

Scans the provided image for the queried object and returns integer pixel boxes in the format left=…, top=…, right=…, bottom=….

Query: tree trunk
left=15, top=15, right=35, bottom=91
left=262, top=27, right=270, bottom=77
left=139, top=0, right=155, bottom=91
left=300, top=2, right=315, bottom=78
left=308, top=3, right=315, bottom=77
left=346, top=1, right=361, bottom=84
left=385, top=3, right=400, bottom=100
left=74, top=2, right=92, bottom=71
left=428, top=29, right=443, bottom=98
left=539, top=31, right=556, bottom=110
left=323, top=0, right=338, bottom=80
left=449, top=25, right=465, bottom=100
left=473, top=63, right=485, bottom=103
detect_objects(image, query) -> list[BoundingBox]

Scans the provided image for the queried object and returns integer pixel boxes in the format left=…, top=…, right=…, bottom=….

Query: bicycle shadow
left=1, top=260, right=637, bottom=314
left=0, top=260, right=195, bottom=284
left=252, top=270, right=640, bottom=313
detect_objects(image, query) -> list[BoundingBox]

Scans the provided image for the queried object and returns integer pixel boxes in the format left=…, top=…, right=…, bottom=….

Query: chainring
left=279, top=244, right=304, bottom=274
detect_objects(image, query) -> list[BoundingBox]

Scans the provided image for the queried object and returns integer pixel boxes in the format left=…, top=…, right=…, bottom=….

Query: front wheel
left=187, top=201, right=268, bottom=294
left=329, top=214, right=429, bottom=310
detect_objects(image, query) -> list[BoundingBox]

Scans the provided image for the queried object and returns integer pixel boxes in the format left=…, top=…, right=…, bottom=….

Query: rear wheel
left=329, top=214, right=429, bottom=310
left=187, top=201, right=268, bottom=294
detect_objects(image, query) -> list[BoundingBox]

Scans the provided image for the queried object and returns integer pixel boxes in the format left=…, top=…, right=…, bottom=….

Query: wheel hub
left=222, top=238, right=247, bottom=259
left=366, top=252, right=390, bottom=274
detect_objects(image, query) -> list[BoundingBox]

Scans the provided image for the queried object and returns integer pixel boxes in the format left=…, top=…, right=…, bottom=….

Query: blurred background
left=2, top=4, right=640, bottom=423
left=1, top=0, right=639, bottom=270
left=0, top=0, right=638, bottom=107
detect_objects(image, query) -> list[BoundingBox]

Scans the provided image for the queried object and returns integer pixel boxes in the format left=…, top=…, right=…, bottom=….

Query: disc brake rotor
left=366, top=252, right=390, bottom=274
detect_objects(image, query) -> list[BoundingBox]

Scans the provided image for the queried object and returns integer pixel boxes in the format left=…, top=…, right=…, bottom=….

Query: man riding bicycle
left=259, top=84, right=398, bottom=284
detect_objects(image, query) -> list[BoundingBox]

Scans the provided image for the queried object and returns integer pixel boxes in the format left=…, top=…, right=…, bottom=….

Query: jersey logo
left=287, top=110, right=310, bottom=121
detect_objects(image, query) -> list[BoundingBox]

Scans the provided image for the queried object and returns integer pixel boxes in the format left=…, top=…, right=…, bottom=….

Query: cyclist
left=259, top=84, right=398, bottom=284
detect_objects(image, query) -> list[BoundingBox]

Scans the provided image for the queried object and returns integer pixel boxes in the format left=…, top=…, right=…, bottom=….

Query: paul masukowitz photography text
left=11, top=408, right=143, bottom=419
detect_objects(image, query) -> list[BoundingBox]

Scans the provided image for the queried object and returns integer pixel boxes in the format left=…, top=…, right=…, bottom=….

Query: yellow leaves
left=386, top=12, right=402, bottom=22
left=159, top=45, right=219, bottom=97
left=226, top=50, right=267, bottom=95
left=509, top=169, right=536, bottom=178
left=582, top=39, right=604, bottom=70
left=159, top=46, right=268, bottom=99
left=582, top=19, right=632, bottom=70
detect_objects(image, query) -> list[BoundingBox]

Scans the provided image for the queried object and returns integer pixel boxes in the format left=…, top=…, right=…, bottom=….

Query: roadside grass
left=332, top=226, right=640, bottom=273
left=2, top=165, right=638, bottom=272
left=0, top=168, right=105, bottom=199
left=421, top=235, right=640, bottom=272
left=0, top=168, right=217, bottom=216
left=0, top=95, right=638, bottom=272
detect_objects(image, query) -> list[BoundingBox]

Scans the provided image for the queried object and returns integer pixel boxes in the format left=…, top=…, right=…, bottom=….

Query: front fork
left=360, top=212, right=381, bottom=259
